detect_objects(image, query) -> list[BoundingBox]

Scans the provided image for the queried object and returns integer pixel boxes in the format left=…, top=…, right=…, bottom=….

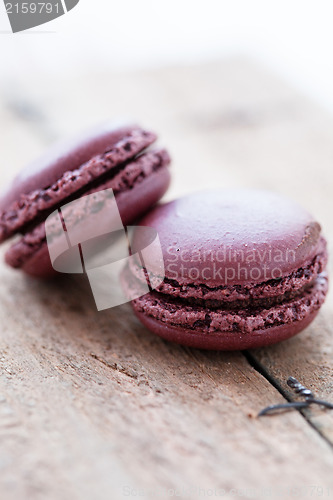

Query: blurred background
left=1, top=0, right=333, bottom=110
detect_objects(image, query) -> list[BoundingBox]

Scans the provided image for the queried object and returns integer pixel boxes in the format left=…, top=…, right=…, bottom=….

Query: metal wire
left=287, top=376, right=314, bottom=400
left=258, top=376, right=333, bottom=417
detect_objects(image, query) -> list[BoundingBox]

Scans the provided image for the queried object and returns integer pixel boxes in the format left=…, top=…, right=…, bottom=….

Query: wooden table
left=0, top=60, right=333, bottom=500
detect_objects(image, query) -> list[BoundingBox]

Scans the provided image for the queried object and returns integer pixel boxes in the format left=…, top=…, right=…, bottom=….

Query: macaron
left=124, top=189, right=328, bottom=350
left=0, top=123, right=171, bottom=277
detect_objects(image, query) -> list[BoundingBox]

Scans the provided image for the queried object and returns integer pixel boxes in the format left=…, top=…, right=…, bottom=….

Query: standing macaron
left=124, top=189, right=328, bottom=350
left=0, top=123, right=171, bottom=277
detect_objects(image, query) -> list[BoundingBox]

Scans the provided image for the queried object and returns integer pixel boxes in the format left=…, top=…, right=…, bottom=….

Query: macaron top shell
left=0, top=123, right=154, bottom=208
left=137, top=189, right=324, bottom=287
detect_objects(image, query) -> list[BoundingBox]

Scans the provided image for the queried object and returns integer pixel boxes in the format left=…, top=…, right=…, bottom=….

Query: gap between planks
left=243, top=350, right=333, bottom=450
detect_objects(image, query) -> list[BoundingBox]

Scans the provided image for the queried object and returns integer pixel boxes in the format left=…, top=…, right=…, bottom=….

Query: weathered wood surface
left=0, top=60, right=333, bottom=500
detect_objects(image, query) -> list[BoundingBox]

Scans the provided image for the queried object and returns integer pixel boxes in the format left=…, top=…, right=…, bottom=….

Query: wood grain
left=0, top=59, right=333, bottom=500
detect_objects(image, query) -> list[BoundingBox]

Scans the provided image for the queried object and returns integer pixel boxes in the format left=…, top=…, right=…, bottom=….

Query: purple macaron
left=0, top=122, right=171, bottom=277
left=124, top=189, right=328, bottom=350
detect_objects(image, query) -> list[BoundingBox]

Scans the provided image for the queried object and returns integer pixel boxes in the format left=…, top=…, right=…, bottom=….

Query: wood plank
left=1, top=272, right=333, bottom=499
left=1, top=59, right=333, bottom=499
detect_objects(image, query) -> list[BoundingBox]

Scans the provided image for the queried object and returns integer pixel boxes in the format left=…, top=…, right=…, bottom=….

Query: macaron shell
left=137, top=190, right=323, bottom=286
left=133, top=307, right=320, bottom=350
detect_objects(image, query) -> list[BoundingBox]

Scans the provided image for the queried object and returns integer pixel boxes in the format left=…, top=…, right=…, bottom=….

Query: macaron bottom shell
left=132, top=307, right=320, bottom=350
left=128, top=271, right=328, bottom=350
